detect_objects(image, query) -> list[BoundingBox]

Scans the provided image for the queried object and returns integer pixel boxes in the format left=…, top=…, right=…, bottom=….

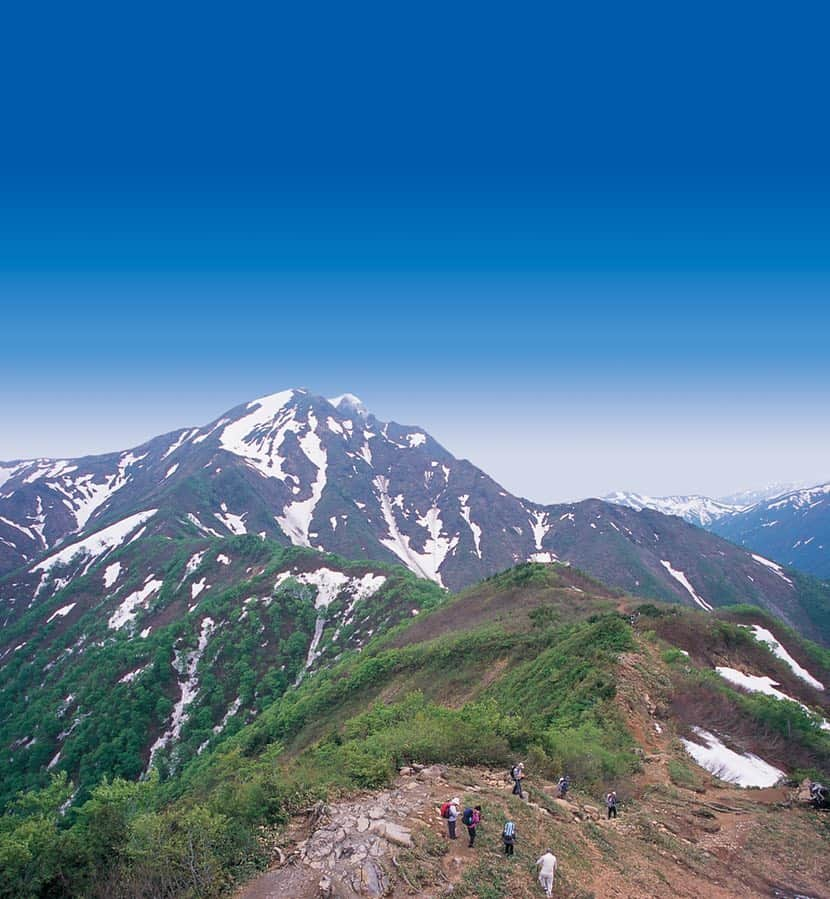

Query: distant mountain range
left=606, top=482, right=830, bottom=580
left=710, top=484, right=830, bottom=580
left=0, top=389, right=828, bottom=645
left=602, top=491, right=744, bottom=528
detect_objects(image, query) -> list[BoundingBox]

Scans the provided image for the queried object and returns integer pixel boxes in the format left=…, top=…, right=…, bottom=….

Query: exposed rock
left=418, top=764, right=448, bottom=780
left=356, top=815, right=370, bottom=833
left=382, top=822, right=413, bottom=848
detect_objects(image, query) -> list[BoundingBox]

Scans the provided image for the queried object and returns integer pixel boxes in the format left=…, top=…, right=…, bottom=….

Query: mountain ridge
left=1, top=388, right=829, bottom=644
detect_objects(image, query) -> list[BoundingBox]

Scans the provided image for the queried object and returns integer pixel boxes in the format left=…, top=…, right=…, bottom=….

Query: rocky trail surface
left=234, top=758, right=830, bottom=899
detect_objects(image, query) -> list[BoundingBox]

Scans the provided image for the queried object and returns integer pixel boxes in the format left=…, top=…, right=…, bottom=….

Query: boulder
left=418, top=764, right=448, bottom=780
left=383, top=822, right=413, bottom=848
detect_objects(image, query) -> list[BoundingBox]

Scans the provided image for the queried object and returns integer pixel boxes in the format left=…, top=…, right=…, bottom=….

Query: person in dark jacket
left=606, top=790, right=618, bottom=819
left=511, top=762, right=525, bottom=795
left=466, top=805, right=482, bottom=847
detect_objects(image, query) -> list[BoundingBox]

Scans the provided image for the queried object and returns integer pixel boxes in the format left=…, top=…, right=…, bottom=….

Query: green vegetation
left=0, top=564, right=642, bottom=898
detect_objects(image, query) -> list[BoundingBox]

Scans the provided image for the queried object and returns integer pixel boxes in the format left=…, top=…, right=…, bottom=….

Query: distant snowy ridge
left=604, top=491, right=743, bottom=527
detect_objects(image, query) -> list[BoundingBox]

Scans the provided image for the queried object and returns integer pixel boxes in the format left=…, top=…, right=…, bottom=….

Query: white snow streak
left=746, top=625, right=824, bottom=690
left=32, top=510, right=157, bottom=575
left=458, top=494, right=482, bottom=558
left=147, top=617, right=215, bottom=771
left=373, top=478, right=457, bottom=584
left=276, top=412, right=327, bottom=548
left=46, top=603, right=76, bottom=624
left=659, top=560, right=713, bottom=611
left=750, top=554, right=793, bottom=586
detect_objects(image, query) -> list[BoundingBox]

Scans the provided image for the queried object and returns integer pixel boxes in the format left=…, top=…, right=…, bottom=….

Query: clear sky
left=2, top=4, right=829, bottom=502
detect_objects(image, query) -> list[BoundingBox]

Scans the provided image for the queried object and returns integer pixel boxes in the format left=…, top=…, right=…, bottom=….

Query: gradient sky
left=2, top=4, right=829, bottom=502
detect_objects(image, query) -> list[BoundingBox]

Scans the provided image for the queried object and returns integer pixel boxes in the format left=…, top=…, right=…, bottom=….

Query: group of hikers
left=440, top=764, right=620, bottom=895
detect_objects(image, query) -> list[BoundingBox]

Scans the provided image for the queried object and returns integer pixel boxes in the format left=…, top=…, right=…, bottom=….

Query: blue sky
left=2, top=4, right=829, bottom=501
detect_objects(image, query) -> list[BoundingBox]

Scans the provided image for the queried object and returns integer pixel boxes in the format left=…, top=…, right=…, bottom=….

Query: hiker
left=557, top=775, right=570, bottom=798
left=606, top=790, right=618, bottom=819
left=536, top=849, right=557, bottom=897
left=463, top=804, right=482, bottom=847
left=511, top=762, right=525, bottom=796
left=502, top=819, right=516, bottom=856
left=447, top=796, right=460, bottom=839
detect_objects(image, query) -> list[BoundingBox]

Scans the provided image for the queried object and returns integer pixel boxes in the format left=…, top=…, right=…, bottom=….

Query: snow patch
left=108, top=578, right=163, bottom=630
left=191, top=578, right=207, bottom=600
left=750, top=554, right=793, bottom=586
left=746, top=625, right=824, bottom=690
left=276, top=411, right=327, bottom=548
left=681, top=727, right=784, bottom=787
left=407, top=432, right=427, bottom=448
left=164, top=463, right=179, bottom=479
left=458, top=495, right=482, bottom=558
left=46, top=603, right=76, bottom=624
left=215, top=503, right=247, bottom=535
left=660, top=560, right=713, bottom=611
left=216, top=553, right=231, bottom=566
left=371, top=480, right=459, bottom=584
left=528, top=510, right=551, bottom=551
left=32, top=510, right=157, bottom=575
left=103, top=562, right=122, bottom=588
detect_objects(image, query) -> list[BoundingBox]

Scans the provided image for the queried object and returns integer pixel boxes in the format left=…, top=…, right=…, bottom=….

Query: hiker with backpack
left=536, top=849, right=557, bottom=897
left=441, top=796, right=461, bottom=839
left=463, top=804, right=482, bottom=847
left=502, top=819, right=516, bottom=856
left=511, top=762, right=525, bottom=796
left=557, top=775, right=570, bottom=799
left=606, top=790, right=618, bottom=819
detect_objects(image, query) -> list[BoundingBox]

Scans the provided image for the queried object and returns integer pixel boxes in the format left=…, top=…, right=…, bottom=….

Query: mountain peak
left=326, top=393, right=369, bottom=419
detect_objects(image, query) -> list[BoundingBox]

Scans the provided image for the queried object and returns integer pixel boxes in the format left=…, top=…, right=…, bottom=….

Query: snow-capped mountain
left=710, top=482, right=830, bottom=579
left=1, top=389, right=828, bottom=643
left=603, top=491, right=744, bottom=527
left=717, top=482, right=806, bottom=508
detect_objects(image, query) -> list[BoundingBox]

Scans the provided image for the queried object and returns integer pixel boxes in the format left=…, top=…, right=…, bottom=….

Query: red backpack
left=440, top=801, right=451, bottom=819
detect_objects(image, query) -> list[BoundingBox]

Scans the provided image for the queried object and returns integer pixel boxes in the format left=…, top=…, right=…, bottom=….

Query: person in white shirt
left=536, top=849, right=557, bottom=897
left=447, top=797, right=460, bottom=839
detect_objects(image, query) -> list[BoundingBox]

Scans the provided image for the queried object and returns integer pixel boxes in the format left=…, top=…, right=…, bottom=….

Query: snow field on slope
left=32, top=510, right=158, bottom=574
left=276, top=412, right=327, bottom=548
left=715, top=667, right=830, bottom=731
left=746, top=625, right=824, bottom=690
left=372, top=475, right=456, bottom=586
left=108, top=577, right=164, bottom=630
left=681, top=727, right=785, bottom=787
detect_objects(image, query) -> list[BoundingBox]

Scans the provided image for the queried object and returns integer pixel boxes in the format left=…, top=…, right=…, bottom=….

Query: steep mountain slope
left=7, top=563, right=828, bottom=898
left=710, top=482, right=830, bottom=579
left=0, top=536, right=444, bottom=805
left=2, top=388, right=829, bottom=644
left=604, top=490, right=743, bottom=527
